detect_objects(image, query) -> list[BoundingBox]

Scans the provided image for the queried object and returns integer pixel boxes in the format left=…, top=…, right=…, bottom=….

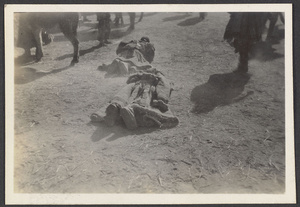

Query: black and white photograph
left=4, top=4, right=296, bottom=205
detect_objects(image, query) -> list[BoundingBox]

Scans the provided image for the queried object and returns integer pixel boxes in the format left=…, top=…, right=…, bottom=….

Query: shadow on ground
left=177, top=17, right=205, bottom=26
left=54, top=25, right=134, bottom=43
left=191, top=72, right=252, bottom=114
left=55, top=28, right=134, bottom=61
left=110, top=27, right=134, bottom=39
left=89, top=121, right=156, bottom=142
left=14, top=55, right=37, bottom=66
left=162, top=14, right=191, bottom=22
left=56, top=44, right=103, bottom=61
left=15, top=26, right=134, bottom=64
left=142, top=12, right=157, bottom=18
left=264, top=25, right=284, bottom=44
left=14, top=66, right=71, bottom=84
left=250, top=41, right=284, bottom=62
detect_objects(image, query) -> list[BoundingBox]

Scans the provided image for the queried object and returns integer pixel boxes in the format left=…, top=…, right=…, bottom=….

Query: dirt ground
left=13, top=12, right=285, bottom=194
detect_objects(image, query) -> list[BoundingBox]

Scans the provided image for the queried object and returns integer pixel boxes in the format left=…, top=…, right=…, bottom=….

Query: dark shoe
left=97, top=64, right=108, bottom=71
left=152, top=100, right=168, bottom=113
left=120, top=107, right=137, bottom=130
left=90, top=113, right=104, bottom=122
left=90, top=105, right=108, bottom=122
left=234, top=64, right=248, bottom=73
left=104, top=103, right=120, bottom=126
left=98, top=42, right=105, bottom=47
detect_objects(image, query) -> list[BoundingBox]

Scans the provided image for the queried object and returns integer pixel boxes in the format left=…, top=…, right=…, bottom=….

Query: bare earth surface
left=13, top=12, right=285, bottom=194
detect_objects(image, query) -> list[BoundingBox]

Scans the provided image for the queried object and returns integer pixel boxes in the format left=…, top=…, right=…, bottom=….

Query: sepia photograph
left=5, top=4, right=296, bottom=205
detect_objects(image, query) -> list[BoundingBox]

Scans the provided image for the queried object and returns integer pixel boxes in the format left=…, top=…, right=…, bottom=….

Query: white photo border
left=5, top=4, right=295, bottom=205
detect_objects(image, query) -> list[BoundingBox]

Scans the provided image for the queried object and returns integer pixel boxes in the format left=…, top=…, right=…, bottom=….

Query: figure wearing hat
left=98, top=37, right=155, bottom=76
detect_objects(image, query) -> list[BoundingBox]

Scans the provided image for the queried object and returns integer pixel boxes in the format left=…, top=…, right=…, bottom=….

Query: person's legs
left=105, top=83, right=136, bottom=126
left=236, top=52, right=248, bottom=73
left=104, top=15, right=111, bottom=44
left=236, top=40, right=249, bottom=73
left=120, top=106, right=138, bottom=129
left=104, top=103, right=121, bottom=126
left=97, top=18, right=105, bottom=46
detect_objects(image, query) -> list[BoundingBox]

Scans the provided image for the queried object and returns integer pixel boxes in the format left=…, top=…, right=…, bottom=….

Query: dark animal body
left=15, top=12, right=80, bottom=66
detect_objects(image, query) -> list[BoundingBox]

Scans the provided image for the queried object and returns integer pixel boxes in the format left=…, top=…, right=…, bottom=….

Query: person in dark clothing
left=97, top=13, right=111, bottom=46
left=223, top=12, right=269, bottom=73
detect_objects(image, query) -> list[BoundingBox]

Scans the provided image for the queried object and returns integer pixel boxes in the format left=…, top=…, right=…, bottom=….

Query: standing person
left=223, top=12, right=268, bottom=73
left=114, top=13, right=124, bottom=26
left=97, top=13, right=111, bottom=46
left=128, top=12, right=136, bottom=30
left=199, top=12, right=207, bottom=21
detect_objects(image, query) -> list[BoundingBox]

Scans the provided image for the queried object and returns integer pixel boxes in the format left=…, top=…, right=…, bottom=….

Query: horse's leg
left=114, top=13, right=120, bottom=26
left=32, top=28, right=43, bottom=61
left=59, top=15, right=79, bottom=66
left=279, top=12, right=285, bottom=24
left=128, top=12, right=136, bottom=30
left=23, top=46, right=32, bottom=57
left=120, top=13, right=124, bottom=25
left=138, top=12, right=144, bottom=22
left=266, top=13, right=278, bottom=41
left=104, top=19, right=111, bottom=44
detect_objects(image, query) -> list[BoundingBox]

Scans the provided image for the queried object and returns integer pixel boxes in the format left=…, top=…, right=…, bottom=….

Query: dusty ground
left=13, top=12, right=285, bottom=194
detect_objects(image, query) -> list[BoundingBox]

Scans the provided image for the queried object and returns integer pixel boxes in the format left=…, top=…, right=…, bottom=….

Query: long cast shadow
left=267, top=27, right=284, bottom=44
left=56, top=28, right=133, bottom=61
left=177, top=17, right=204, bottom=26
left=56, top=44, right=103, bottom=61
left=111, top=23, right=131, bottom=29
left=53, top=23, right=133, bottom=43
left=162, top=13, right=191, bottom=22
left=14, top=65, right=71, bottom=84
left=89, top=121, right=156, bottom=142
left=53, top=29, right=97, bottom=43
left=190, top=72, right=252, bottom=114
left=249, top=41, right=284, bottom=62
left=15, top=55, right=37, bottom=66
left=109, top=27, right=133, bottom=39
left=142, top=12, right=157, bottom=17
